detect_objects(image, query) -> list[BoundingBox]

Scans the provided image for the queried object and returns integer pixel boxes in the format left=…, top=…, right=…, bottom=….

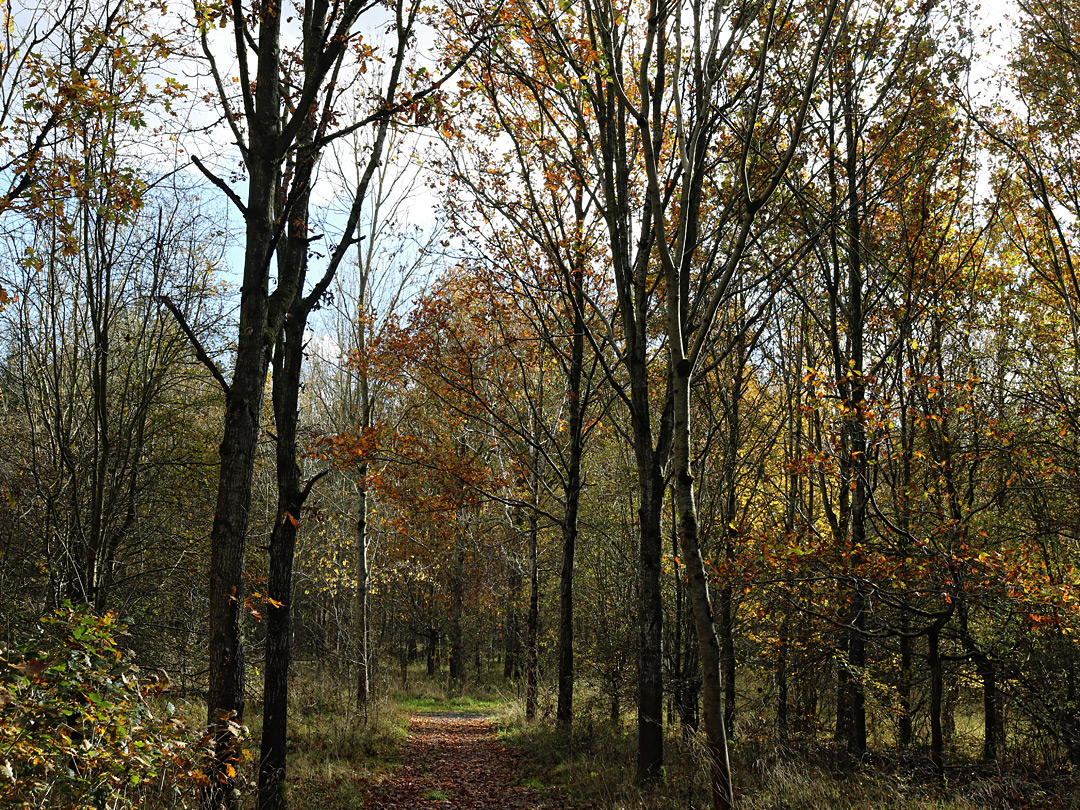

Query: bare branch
left=156, top=295, right=231, bottom=396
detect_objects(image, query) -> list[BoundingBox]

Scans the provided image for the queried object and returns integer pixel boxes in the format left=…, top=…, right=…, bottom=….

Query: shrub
left=0, top=604, right=201, bottom=810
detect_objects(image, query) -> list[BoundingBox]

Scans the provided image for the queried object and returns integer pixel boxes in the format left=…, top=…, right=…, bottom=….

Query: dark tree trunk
left=554, top=464, right=577, bottom=729
left=556, top=236, right=586, bottom=730
left=671, top=508, right=699, bottom=736
left=673, top=440, right=733, bottom=810
left=719, top=587, right=735, bottom=738
left=847, top=593, right=867, bottom=758
left=976, top=653, right=998, bottom=762
left=203, top=179, right=275, bottom=810
left=427, top=629, right=437, bottom=677
left=637, top=463, right=666, bottom=782
left=448, top=542, right=466, bottom=693
left=1065, top=663, right=1080, bottom=768
left=197, top=0, right=416, bottom=803
left=525, top=509, right=539, bottom=721
left=355, top=464, right=370, bottom=714
left=929, top=627, right=944, bottom=780
left=834, top=633, right=849, bottom=745
left=777, top=629, right=788, bottom=745
left=258, top=300, right=306, bottom=810
left=718, top=347, right=743, bottom=739
left=504, top=565, right=522, bottom=681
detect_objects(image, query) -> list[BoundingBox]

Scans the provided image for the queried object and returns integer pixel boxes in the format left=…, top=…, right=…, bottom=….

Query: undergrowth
left=498, top=706, right=1080, bottom=810
left=250, top=670, right=409, bottom=810
left=0, top=605, right=205, bottom=810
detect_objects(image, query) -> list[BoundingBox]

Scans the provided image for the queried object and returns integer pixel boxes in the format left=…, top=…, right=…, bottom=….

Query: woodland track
left=361, top=712, right=574, bottom=809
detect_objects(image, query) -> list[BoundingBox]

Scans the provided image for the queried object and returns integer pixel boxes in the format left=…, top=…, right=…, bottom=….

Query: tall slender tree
left=187, top=0, right=484, bottom=803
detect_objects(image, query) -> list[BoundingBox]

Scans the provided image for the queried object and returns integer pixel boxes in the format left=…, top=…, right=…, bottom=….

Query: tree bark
left=556, top=224, right=586, bottom=730
left=976, top=652, right=997, bottom=763
left=201, top=1, right=285, bottom=804
left=448, top=541, right=466, bottom=694
left=258, top=301, right=306, bottom=810
left=929, top=627, right=944, bottom=780
left=504, top=565, right=522, bottom=681
left=777, top=625, right=788, bottom=746
left=637, top=456, right=666, bottom=782
left=673, top=361, right=733, bottom=810
left=203, top=161, right=276, bottom=810
left=899, top=632, right=913, bottom=748
left=525, top=509, right=539, bottom=721
left=355, top=462, right=371, bottom=714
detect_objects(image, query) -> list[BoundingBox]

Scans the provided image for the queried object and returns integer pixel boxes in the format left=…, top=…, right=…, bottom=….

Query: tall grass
left=237, top=667, right=408, bottom=810
left=497, top=701, right=1080, bottom=810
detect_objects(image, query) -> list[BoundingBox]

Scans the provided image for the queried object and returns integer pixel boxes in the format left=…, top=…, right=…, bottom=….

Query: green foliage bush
left=0, top=604, right=201, bottom=810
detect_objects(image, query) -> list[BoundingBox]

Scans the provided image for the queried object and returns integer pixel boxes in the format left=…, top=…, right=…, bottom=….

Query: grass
left=245, top=669, right=411, bottom=810
left=263, top=666, right=512, bottom=810
left=497, top=707, right=1080, bottom=810
left=233, top=668, right=1080, bottom=810
left=395, top=693, right=505, bottom=714
left=387, top=667, right=512, bottom=715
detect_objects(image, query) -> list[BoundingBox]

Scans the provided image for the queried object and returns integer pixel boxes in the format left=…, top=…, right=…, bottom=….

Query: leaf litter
left=361, top=712, right=575, bottom=809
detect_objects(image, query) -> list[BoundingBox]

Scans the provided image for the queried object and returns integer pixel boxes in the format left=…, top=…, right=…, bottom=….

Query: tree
left=0, top=9, right=223, bottom=629
left=438, top=49, right=613, bottom=726
left=625, top=0, right=842, bottom=801
left=0, top=182, right=222, bottom=624
left=187, top=0, right=482, bottom=803
left=310, top=122, right=441, bottom=714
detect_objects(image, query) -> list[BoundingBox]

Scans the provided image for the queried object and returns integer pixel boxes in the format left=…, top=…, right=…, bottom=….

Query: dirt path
left=361, top=712, right=569, bottom=809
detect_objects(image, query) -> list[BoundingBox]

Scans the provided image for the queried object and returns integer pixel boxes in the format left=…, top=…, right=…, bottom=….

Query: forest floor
left=358, top=710, right=582, bottom=809
left=281, top=673, right=1080, bottom=810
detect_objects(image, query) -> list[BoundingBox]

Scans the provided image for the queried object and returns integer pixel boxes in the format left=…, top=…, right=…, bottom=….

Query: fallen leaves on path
left=361, top=712, right=572, bottom=809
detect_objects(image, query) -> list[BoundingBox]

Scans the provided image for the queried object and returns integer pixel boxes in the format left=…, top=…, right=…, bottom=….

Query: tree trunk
left=671, top=506, right=698, bottom=735
left=637, top=461, right=666, bottom=783
left=525, top=509, right=539, bottom=721
left=777, top=626, right=788, bottom=746
left=203, top=8, right=283, bottom=804
left=556, top=239, right=586, bottom=730
left=204, top=212, right=273, bottom=810
left=355, top=462, right=370, bottom=715
left=834, top=633, right=849, bottom=745
left=719, top=346, right=744, bottom=738
left=426, top=630, right=437, bottom=677
left=673, top=369, right=733, bottom=810
left=847, top=594, right=867, bottom=758
left=671, top=315, right=732, bottom=810
left=555, top=482, right=577, bottom=728
left=719, top=587, right=736, bottom=738
left=504, top=565, right=522, bottom=681
left=258, top=303, right=306, bottom=810
left=257, top=108, right=327, bottom=806
left=929, top=627, right=944, bottom=780
left=448, top=542, right=466, bottom=694
left=899, top=632, right=913, bottom=748
left=976, top=652, right=997, bottom=762
left=1064, top=662, right=1080, bottom=768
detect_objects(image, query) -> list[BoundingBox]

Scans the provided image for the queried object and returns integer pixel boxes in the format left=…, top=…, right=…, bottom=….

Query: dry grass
left=224, top=670, right=1080, bottom=810
left=498, top=707, right=1080, bottom=810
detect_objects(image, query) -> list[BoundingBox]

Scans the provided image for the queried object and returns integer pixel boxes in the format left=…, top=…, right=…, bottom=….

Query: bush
left=0, top=604, right=202, bottom=810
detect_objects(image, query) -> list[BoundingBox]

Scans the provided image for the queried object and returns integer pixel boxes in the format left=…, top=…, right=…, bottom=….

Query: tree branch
left=156, top=295, right=231, bottom=397
left=191, top=155, right=248, bottom=217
